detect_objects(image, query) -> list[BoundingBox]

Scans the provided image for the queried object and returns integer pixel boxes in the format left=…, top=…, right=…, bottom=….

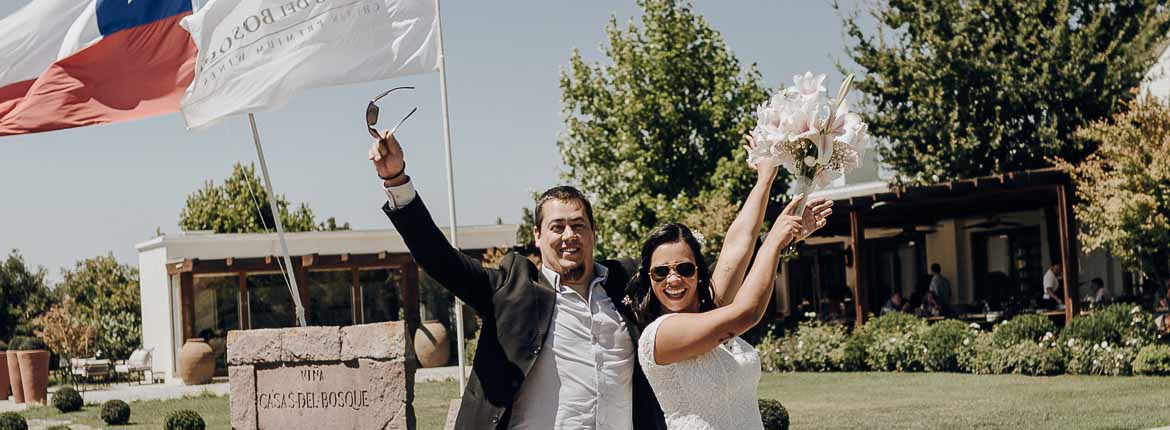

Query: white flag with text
left=179, top=0, right=438, bottom=129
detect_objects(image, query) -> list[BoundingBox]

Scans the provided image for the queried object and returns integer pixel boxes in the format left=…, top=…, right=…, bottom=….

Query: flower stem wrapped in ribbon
left=750, top=72, right=870, bottom=214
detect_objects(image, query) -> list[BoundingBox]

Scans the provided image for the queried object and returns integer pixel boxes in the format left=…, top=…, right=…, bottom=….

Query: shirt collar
left=540, top=263, right=608, bottom=293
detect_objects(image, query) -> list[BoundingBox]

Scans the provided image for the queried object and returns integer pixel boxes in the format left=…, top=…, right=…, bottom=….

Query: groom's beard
left=560, top=265, right=587, bottom=283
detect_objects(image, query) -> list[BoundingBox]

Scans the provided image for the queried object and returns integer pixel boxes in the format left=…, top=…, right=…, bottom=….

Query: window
left=359, top=268, right=403, bottom=323
left=307, top=269, right=354, bottom=327
left=192, top=275, right=238, bottom=373
left=247, top=272, right=296, bottom=329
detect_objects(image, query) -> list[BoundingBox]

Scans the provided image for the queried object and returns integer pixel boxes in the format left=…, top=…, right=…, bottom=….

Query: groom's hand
left=368, top=131, right=408, bottom=186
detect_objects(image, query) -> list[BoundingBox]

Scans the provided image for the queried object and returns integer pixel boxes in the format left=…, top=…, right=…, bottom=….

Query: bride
left=628, top=137, right=832, bottom=429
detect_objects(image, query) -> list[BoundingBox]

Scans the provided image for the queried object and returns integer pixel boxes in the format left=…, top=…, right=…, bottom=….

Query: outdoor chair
left=114, top=348, right=156, bottom=384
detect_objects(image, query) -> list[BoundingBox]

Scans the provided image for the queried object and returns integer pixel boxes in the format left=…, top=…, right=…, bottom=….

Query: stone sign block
left=229, top=321, right=414, bottom=430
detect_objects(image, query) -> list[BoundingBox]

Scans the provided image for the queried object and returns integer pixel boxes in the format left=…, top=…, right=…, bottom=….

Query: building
left=135, top=225, right=517, bottom=383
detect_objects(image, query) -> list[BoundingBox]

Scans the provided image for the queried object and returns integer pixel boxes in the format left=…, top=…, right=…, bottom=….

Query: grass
left=14, top=373, right=1170, bottom=429
left=20, top=391, right=228, bottom=429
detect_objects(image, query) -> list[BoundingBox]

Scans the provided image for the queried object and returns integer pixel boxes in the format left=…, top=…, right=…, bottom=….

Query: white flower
left=791, top=71, right=827, bottom=101
left=963, top=339, right=971, bottom=346
left=969, top=323, right=981, bottom=330
left=692, top=231, right=706, bottom=246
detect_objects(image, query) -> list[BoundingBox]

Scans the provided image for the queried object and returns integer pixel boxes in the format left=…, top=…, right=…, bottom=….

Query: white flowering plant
left=749, top=72, right=870, bottom=208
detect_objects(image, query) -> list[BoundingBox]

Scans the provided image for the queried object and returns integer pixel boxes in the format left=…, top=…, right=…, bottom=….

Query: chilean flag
left=0, top=0, right=197, bottom=137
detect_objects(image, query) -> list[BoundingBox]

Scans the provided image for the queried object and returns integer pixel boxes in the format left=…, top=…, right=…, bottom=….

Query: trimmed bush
left=840, top=335, right=869, bottom=371
left=1003, top=338, right=1064, bottom=376
left=52, top=386, right=83, bottom=413
left=164, top=410, right=206, bottom=430
left=6, top=336, right=29, bottom=352
left=1133, top=344, right=1170, bottom=376
left=1065, top=339, right=1136, bottom=376
left=0, top=413, right=27, bottom=430
left=921, top=320, right=977, bottom=372
left=959, top=332, right=1005, bottom=374
left=758, top=398, right=790, bottom=430
left=859, top=314, right=928, bottom=372
left=0, top=340, right=7, bottom=351
left=1061, top=304, right=1157, bottom=349
left=991, top=314, right=1055, bottom=348
left=46, top=426, right=71, bottom=430
left=13, top=337, right=47, bottom=351
left=100, top=400, right=131, bottom=425
left=756, top=332, right=794, bottom=373
left=789, top=322, right=849, bottom=371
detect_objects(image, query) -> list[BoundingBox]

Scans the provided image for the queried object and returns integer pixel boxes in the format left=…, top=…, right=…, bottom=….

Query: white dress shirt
left=383, top=180, right=635, bottom=430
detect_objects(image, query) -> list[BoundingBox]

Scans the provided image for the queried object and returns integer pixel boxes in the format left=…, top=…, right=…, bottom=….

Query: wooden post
left=1057, top=184, right=1081, bottom=324
left=238, top=273, right=250, bottom=330
left=294, top=261, right=311, bottom=327
left=401, top=263, right=421, bottom=336
left=180, top=272, right=195, bottom=341
left=351, top=268, right=363, bottom=325
left=850, top=208, right=869, bottom=327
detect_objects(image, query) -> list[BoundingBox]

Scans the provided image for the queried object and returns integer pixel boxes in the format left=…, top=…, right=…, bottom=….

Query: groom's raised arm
left=372, top=132, right=499, bottom=315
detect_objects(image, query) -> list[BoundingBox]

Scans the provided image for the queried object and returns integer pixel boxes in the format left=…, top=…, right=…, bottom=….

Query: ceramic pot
left=5, top=350, right=22, bottom=403
left=177, top=338, right=215, bottom=385
left=17, top=350, right=49, bottom=404
left=414, top=320, right=450, bottom=368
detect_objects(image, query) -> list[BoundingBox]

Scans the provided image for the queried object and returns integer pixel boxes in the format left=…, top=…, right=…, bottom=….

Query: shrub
left=46, top=426, right=71, bottom=430
left=52, top=386, right=83, bottom=413
left=100, top=400, right=131, bottom=425
left=1065, top=339, right=1136, bottom=376
left=840, top=335, right=869, bottom=371
left=1003, top=336, right=1065, bottom=376
left=755, top=331, right=795, bottom=373
left=164, top=410, right=206, bottom=430
left=789, top=322, right=849, bottom=371
left=14, top=337, right=47, bottom=351
left=6, top=336, right=29, bottom=352
left=991, top=314, right=1055, bottom=348
left=0, top=413, right=27, bottom=430
left=856, top=313, right=928, bottom=372
left=959, top=332, right=1006, bottom=374
left=1061, top=304, right=1157, bottom=350
left=758, top=399, right=790, bottom=430
left=1133, top=344, right=1170, bottom=376
left=0, top=340, right=6, bottom=351
left=921, top=320, right=977, bottom=372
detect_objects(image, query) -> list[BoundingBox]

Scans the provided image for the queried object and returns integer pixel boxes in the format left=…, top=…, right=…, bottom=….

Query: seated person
left=881, top=291, right=909, bottom=315
left=1089, top=278, right=1112, bottom=307
left=916, top=291, right=944, bottom=317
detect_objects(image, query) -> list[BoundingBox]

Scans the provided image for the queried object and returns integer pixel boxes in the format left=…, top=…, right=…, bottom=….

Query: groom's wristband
left=379, top=161, right=406, bottom=181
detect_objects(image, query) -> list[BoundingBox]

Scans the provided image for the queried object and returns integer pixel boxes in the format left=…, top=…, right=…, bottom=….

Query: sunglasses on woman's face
left=650, top=262, right=697, bottom=283
left=367, top=86, right=418, bottom=139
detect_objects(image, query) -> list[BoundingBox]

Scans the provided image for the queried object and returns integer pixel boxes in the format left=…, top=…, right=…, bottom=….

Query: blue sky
left=0, top=0, right=863, bottom=280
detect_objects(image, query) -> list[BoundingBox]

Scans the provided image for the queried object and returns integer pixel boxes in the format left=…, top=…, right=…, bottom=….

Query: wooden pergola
left=809, top=168, right=1082, bottom=326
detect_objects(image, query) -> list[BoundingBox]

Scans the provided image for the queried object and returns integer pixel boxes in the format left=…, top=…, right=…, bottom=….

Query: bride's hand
left=798, top=196, right=833, bottom=241
left=743, top=133, right=779, bottom=179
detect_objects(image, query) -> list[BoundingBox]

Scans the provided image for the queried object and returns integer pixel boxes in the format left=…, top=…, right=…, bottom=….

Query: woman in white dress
left=628, top=139, right=832, bottom=430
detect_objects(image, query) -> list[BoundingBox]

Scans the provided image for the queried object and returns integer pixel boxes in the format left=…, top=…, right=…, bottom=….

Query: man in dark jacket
left=369, top=131, right=665, bottom=430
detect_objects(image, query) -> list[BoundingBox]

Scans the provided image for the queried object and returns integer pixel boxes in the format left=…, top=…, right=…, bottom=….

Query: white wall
left=136, top=246, right=177, bottom=383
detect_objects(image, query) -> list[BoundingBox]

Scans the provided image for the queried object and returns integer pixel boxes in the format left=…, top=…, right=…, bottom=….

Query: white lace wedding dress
left=638, top=313, right=764, bottom=430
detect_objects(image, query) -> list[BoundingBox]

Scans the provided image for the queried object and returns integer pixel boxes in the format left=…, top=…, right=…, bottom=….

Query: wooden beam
left=225, top=257, right=233, bottom=267
left=351, top=268, right=363, bottom=324
left=1057, top=183, right=1081, bottom=324
left=850, top=209, right=869, bottom=327
left=238, top=273, right=250, bottom=330
left=302, top=253, right=316, bottom=268
left=180, top=272, right=195, bottom=342
left=341, top=253, right=350, bottom=263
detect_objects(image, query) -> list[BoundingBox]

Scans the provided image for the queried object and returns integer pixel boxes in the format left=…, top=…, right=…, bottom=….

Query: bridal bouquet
left=749, top=72, right=869, bottom=210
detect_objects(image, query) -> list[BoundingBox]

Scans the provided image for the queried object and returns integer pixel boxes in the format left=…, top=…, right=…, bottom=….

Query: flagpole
left=434, top=0, right=466, bottom=392
left=249, top=113, right=308, bottom=327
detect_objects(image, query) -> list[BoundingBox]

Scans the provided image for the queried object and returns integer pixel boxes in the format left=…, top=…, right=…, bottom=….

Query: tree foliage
left=558, top=0, right=779, bottom=259
left=839, top=0, right=1170, bottom=185
left=1057, top=97, right=1170, bottom=284
left=0, top=250, right=54, bottom=341
left=55, top=254, right=141, bottom=359
left=179, top=162, right=349, bottom=234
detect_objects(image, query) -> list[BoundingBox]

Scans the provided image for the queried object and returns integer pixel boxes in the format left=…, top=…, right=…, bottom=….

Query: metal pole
left=434, top=0, right=466, bottom=392
left=248, top=113, right=308, bottom=327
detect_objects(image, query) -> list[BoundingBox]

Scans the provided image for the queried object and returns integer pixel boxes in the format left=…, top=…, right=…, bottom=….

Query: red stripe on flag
left=0, top=79, right=35, bottom=119
left=0, top=13, right=196, bottom=137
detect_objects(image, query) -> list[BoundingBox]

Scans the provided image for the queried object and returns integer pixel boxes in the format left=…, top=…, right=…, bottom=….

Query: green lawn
left=15, top=373, right=1170, bottom=429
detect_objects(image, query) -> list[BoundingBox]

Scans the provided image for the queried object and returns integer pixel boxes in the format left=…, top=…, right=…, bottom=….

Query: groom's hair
left=534, top=186, right=595, bottom=230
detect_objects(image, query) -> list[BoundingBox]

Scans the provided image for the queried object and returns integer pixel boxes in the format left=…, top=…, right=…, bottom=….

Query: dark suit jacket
left=383, top=196, right=665, bottom=430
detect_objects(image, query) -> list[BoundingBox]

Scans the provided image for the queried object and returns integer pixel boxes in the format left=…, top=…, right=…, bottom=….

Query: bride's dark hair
left=628, top=223, right=716, bottom=329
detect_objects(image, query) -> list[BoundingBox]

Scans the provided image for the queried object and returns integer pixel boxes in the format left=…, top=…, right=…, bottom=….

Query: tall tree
left=55, top=254, right=141, bottom=359
left=179, top=162, right=350, bottom=233
left=559, top=0, right=778, bottom=259
left=839, top=0, right=1170, bottom=185
left=0, top=250, right=54, bottom=341
left=1057, top=98, right=1170, bottom=287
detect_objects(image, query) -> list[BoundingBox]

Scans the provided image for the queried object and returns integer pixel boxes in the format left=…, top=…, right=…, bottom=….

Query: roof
left=135, top=224, right=520, bottom=261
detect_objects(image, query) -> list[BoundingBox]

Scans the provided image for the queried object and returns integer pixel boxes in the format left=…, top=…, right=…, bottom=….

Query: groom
left=369, top=131, right=665, bottom=430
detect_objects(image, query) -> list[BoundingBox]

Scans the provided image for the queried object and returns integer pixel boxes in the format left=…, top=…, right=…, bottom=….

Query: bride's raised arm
left=710, top=135, right=833, bottom=307
left=650, top=194, right=828, bottom=365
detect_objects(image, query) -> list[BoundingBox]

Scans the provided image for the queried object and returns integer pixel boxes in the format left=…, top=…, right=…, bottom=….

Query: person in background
left=916, top=291, right=943, bottom=317
left=881, top=291, right=909, bottom=315
left=929, top=263, right=952, bottom=306
left=1090, top=278, right=1112, bottom=308
left=1042, top=263, right=1065, bottom=309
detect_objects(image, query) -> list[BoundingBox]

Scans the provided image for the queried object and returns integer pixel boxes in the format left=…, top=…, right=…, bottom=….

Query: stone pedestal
left=228, top=322, right=415, bottom=430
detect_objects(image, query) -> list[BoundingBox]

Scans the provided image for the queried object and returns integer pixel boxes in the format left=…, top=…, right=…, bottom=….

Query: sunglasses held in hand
left=367, top=86, right=418, bottom=139
left=650, top=262, right=697, bottom=282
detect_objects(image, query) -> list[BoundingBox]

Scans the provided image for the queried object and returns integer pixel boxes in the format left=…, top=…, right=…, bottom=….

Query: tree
left=179, top=162, right=350, bottom=233
left=55, top=254, right=141, bottom=359
left=33, top=298, right=96, bottom=383
left=558, top=0, right=780, bottom=259
left=1056, top=97, right=1170, bottom=287
left=0, top=250, right=54, bottom=341
left=839, top=0, right=1170, bottom=185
